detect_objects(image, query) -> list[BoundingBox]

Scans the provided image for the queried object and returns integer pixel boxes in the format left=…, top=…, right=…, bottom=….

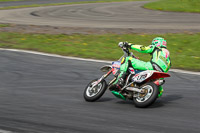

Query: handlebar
left=120, top=46, right=130, bottom=56
left=119, top=45, right=139, bottom=60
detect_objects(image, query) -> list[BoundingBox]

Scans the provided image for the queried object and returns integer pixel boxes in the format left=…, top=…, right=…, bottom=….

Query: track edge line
left=0, top=48, right=199, bottom=75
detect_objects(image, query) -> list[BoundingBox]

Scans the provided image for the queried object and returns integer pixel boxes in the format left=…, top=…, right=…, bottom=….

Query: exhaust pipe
left=126, top=87, right=142, bottom=93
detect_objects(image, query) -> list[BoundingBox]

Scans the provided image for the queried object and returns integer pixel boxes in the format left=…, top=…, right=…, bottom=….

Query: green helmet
left=151, top=37, right=167, bottom=48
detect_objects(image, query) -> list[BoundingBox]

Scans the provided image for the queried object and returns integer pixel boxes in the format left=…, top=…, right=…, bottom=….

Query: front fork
left=92, top=70, right=113, bottom=88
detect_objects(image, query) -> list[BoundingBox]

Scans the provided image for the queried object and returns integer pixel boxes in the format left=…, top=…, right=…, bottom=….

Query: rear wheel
left=84, top=79, right=107, bottom=102
left=133, top=82, right=159, bottom=108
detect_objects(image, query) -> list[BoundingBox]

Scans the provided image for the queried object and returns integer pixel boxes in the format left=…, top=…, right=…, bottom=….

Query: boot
left=112, top=72, right=126, bottom=91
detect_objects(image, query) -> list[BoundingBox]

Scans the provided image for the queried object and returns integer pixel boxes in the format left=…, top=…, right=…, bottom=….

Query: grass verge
left=0, top=32, right=199, bottom=71
left=144, top=0, right=200, bottom=13
left=0, top=0, right=26, bottom=2
left=0, top=23, right=10, bottom=27
left=0, top=0, right=147, bottom=10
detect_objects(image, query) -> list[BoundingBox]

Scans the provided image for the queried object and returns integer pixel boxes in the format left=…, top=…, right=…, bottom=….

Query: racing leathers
left=114, top=43, right=171, bottom=97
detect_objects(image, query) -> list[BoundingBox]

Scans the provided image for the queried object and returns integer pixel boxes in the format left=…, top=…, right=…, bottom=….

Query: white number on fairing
left=137, top=74, right=147, bottom=81
left=132, top=70, right=154, bottom=83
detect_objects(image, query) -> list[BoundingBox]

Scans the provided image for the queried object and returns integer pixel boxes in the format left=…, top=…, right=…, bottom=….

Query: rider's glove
left=140, top=46, right=146, bottom=51
left=118, top=42, right=132, bottom=48
left=118, top=42, right=124, bottom=48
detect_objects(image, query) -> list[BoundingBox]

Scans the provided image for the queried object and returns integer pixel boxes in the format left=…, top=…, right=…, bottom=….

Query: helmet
left=151, top=37, right=167, bottom=48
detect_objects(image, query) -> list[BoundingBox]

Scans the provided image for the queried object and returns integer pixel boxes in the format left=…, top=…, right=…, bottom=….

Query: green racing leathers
left=114, top=44, right=171, bottom=97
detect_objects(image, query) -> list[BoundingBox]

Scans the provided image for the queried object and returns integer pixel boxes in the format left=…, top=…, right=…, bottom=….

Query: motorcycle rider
left=113, top=37, right=171, bottom=97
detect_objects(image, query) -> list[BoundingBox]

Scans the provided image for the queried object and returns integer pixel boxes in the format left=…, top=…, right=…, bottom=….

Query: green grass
left=0, top=0, right=26, bottom=2
left=1, top=0, right=200, bottom=13
left=0, top=23, right=10, bottom=27
left=144, top=0, right=200, bottom=13
left=0, top=32, right=199, bottom=71
left=0, top=0, right=147, bottom=10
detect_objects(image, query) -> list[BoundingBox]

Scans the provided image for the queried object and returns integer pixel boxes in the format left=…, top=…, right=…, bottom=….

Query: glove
left=118, top=42, right=131, bottom=48
left=118, top=42, right=124, bottom=48
left=140, top=46, right=147, bottom=51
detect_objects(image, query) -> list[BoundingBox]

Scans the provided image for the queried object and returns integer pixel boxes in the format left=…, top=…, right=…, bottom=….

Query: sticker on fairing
left=132, top=70, right=154, bottom=83
left=112, top=61, right=121, bottom=75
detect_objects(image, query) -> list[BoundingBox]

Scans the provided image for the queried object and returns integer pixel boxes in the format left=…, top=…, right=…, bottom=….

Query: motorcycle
left=83, top=44, right=170, bottom=108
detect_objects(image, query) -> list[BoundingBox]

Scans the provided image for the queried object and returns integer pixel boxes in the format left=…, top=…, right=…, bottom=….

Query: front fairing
left=112, top=61, right=121, bottom=75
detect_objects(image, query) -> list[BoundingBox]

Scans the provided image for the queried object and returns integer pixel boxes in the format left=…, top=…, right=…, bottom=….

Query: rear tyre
left=133, top=82, right=159, bottom=108
left=84, top=79, right=107, bottom=102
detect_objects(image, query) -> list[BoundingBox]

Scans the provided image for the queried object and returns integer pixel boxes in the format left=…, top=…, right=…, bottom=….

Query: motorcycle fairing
left=132, top=70, right=170, bottom=83
left=100, top=65, right=112, bottom=72
left=132, top=70, right=154, bottom=83
left=148, top=72, right=170, bottom=81
left=112, top=61, right=121, bottom=75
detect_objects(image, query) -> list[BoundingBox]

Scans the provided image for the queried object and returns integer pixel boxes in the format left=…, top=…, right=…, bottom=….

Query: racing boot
left=158, top=86, right=164, bottom=98
left=112, top=72, right=126, bottom=91
left=109, top=72, right=127, bottom=100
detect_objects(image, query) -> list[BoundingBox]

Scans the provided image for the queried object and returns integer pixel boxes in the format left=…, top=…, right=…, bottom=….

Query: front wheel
left=84, top=79, right=107, bottom=102
left=133, top=82, right=159, bottom=108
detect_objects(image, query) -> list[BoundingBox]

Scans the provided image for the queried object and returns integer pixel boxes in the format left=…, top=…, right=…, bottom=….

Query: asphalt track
left=0, top=0, right=98, bottom=7
left=0, top=1, right=200, bottom=30
left=0, top=0, right=200, bottom=133
left=0, top=50, right=199, bottom=133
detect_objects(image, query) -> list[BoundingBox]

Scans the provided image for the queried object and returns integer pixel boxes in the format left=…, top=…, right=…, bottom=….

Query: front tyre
left=84, top=79, right=107, bottom=102
left=133, top=82, right=159, bottom=108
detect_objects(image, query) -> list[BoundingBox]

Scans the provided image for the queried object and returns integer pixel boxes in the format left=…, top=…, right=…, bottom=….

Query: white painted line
left=0, top=48, right=199, bottom=76
left=0, top=48, right=111, bottom=63
left=0, top=129, right=12, bottom=133
left=169, top=69, right=200, bottom=75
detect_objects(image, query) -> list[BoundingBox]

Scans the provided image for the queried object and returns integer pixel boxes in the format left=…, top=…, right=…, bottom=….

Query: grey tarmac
left=0, top=50, right=200, bottom=133
left=0, top=0, right=98, bottom=7
left=0, top=1, right=200, bottom=133
left=0, top=1, right=200, bottom=31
